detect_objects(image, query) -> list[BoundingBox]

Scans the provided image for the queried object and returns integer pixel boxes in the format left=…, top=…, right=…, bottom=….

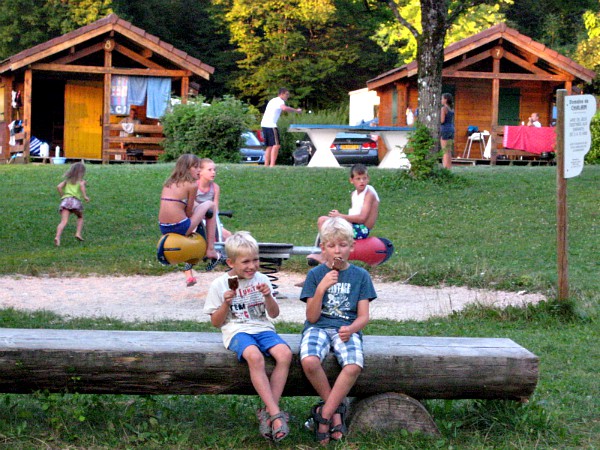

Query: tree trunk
left=417, top=0, right=448, bottom=155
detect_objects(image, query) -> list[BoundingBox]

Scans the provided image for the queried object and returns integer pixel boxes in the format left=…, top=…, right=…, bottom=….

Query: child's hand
left=256, top=282, right=271, bottom=297
left=328, top=209, right=340, bottom=217
left=224, top=290, right=235, bottom=305
left=338, top=325, right=352, bottom=342
left=85, top=196, right=90, bottom=202
left=319, top=269, right=339, bottom=291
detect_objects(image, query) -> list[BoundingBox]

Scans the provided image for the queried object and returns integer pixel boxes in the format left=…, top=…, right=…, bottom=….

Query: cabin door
left=64, top=81, right=103, bottom=159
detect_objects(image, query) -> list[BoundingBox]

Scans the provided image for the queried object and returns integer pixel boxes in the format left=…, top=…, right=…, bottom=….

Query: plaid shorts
left=300, top=327, right=364, bottom=368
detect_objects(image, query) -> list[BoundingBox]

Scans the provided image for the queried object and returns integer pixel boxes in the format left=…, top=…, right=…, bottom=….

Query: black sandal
left=311, top=403, right=331, bottom=444
left=330, top=401, right=348, bottom=441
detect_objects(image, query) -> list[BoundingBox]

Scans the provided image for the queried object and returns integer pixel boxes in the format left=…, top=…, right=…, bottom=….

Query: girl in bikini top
left=161, top=197, right=187, bottom=205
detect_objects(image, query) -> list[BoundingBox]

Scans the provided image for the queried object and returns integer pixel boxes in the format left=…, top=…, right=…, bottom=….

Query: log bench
left=0, top=328, right=539, bottom=436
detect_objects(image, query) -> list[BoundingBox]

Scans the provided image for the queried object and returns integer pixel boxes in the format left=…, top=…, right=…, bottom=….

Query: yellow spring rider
left=156, top=233, right=207, bottom=266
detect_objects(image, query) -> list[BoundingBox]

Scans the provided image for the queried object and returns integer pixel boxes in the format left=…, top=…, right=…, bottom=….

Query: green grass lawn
left=0, top=163, right=598, bottom=448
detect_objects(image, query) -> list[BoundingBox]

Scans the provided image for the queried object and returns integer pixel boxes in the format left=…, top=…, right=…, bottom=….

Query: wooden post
left=22, top=69, right=33, bottom=162
left=556, top=89, right=568, bottom=300
left=490, top=57, right=500, bottom=165
left=0, top=77, right=12, bottom=163
left=181, top=77, right=189, bottom=104
left=102, top=40, right=114, bottom=164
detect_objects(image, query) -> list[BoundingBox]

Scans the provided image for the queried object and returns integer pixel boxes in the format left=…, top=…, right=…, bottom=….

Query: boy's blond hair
left=225, top=231, right=259, bottom=261
left=319, top=217, right=354, bottom=245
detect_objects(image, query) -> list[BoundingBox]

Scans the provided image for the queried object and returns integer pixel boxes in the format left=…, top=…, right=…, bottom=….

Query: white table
left=288, top=124, right=413, bottom=168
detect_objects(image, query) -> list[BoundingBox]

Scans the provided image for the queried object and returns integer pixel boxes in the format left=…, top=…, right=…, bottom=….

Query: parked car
left=239, top=131, right=265, bottom=164
left=330, top=132, right=379, bottom=165
left=294, top=132, right=379, bottom=166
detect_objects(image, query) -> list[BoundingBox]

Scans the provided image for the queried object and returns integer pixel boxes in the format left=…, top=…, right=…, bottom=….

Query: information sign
left=563, top=94, right=596, bottom=178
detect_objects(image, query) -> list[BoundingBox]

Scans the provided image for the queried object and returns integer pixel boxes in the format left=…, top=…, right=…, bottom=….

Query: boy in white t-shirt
left=307, top=163, right=380, bottom=265
left=204, top=231, right=292, bottom=442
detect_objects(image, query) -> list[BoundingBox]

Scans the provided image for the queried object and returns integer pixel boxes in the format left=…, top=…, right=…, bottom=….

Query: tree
left=0, top=0, right=112, bottom=59
left=373, top=0, right=506, bottom=64
left=503, top=0, right=598, bottom=56
left=217, top=0, right=397, bottom=109
left=381, top=0, right=505, bottom=154
left=111, top=0, right=239, bottom=100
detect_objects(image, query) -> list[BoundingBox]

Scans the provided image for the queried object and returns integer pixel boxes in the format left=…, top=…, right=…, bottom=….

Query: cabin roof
left=0, top=13, right=214, bottom=80
left=367, top=23, right=595, bottom=89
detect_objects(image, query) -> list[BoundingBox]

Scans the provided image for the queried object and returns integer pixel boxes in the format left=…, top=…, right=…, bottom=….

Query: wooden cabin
left=367, top=23, right=596, bottom=162
left=0, top=14, right=214, bottom=164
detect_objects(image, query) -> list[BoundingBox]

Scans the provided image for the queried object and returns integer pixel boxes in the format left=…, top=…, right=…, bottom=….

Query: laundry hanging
left=147, top=77, right=171, bottom=119
left=126, top=76, right=148, bottom=108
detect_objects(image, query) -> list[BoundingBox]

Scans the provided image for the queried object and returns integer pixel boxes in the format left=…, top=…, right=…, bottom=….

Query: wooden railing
left=106, top=123, right=165, bottom=161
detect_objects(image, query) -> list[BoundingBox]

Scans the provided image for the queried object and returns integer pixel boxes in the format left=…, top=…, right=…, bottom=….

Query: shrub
left=161, top=95, right=257, bottom=162
left=404, top=122, right=447, bottom=179
left=586, top=111, right=600, bottom=164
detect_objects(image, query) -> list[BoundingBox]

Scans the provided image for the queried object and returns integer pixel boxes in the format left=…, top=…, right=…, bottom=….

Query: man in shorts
left=260, top=88, right=302, bottom=167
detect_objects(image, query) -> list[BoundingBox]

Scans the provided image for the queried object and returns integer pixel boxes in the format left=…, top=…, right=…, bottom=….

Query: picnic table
left=288, top=124, right=414, bottom=168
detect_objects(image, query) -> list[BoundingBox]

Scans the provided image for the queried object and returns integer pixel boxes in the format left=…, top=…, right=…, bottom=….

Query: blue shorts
left=228, top=331, right=289, bottom=361
left=300, top=327, right=364, bottom=368
left=352, top=223, right=370, bottom=240
left=159, top=217, right=191, bottom=235
left=262, top=127, right=280, bottom=147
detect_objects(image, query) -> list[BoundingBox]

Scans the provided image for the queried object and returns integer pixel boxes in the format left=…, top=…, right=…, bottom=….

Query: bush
left=586, top=111, right=600, bottom=164
left=404, top=122, right=447, bottom=179
left=160, top=95, right=257, bottom=162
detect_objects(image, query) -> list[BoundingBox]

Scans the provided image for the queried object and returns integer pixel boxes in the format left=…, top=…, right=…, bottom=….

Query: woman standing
left=440, top=93, right=455, bottom=169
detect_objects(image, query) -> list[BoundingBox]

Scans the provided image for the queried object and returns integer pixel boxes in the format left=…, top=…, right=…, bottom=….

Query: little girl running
left=158, top=154, right=219, bottom=287
left=55, top=161, right=90, bottom=246
left=196, top=158, right=232, bottom=242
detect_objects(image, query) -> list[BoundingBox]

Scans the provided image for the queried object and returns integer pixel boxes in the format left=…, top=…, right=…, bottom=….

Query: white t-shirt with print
left=204, top=271, right=276, bottom=348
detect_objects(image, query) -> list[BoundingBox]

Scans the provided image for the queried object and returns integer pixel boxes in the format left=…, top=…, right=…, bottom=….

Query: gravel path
left=0, top=270, right=545, bottom=324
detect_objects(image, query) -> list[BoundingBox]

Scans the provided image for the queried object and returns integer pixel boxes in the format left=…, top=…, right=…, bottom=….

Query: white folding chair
left=462, top=132, right=485, bottom=158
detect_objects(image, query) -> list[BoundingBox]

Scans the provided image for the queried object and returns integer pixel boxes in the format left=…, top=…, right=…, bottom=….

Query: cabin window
left=499, top=88, right=521, bottom=125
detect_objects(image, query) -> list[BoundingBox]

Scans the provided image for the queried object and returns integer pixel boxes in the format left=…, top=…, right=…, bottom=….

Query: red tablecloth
left=502, top=126, right=556, bottom=154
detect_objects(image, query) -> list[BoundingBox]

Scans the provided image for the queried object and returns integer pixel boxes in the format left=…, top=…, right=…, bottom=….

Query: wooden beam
left=445, top=71, right=570, bottom=81
left=181, top=76, right=189, bottom=104
left=53, top=42, right=105, bottom=65
left=502, top=51, right=548, bottom=75
left=110, top=136, right=164, bottom=144
left=22, top=69, right=32, bottom=161
left=0, top=329, right=539, bottom=401
left=31, top=63, right=190, bottom=77
left=1, top=77, right=13, bottom=161
left=491, top=58, right=500, bottom=165
left=114, top=43, right=163, bottom=69
left=7, top=24, right=115, bottom=71
left=114, top=25, right=213, bottom=79
left=108, top=124, right=163, bottom=134
left=444, top=51, right=490, bottom=73
left=103, top=73, right=111, bottom=164
left=564, top=80, right=572, bottom=94
left=501, top=34, right=590, bottom=82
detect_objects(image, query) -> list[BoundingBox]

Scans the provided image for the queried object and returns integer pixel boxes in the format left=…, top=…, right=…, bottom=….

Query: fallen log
left=0, top=328, right=538, bottom=436
left=0, top=328, right=537, bottom=400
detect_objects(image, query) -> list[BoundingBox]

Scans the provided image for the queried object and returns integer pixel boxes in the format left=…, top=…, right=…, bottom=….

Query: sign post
left=556, top=90, right=596, bottom=300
